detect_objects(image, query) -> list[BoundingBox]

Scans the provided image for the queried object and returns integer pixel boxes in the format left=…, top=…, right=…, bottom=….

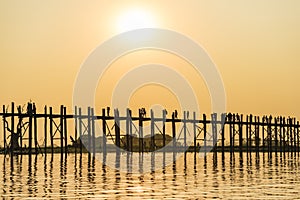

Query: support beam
left=150, top=109, right=155, bottom=151
left=64, top=107, right=68, bottom=154
left=102, top=108, right=107, bottom=154
left=91, top=108, right=95, bottom=155
left=44, top=106, right=47, bottom=153
left=49, top=107, right=53, bottom=154
left=60, top=105, right=64, bottom=155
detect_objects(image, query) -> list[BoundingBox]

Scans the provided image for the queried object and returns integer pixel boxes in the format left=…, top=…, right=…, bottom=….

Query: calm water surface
left=1, top=152, right=300, bottom=199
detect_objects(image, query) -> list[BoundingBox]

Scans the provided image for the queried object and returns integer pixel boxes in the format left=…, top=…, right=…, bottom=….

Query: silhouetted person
left=143, top=108, right=146, bottom=117
left=227, top=113, right=232, bottom=121
left=107, top=107, right=110, bottom=116
left=174, top=110, right=178, bottom=118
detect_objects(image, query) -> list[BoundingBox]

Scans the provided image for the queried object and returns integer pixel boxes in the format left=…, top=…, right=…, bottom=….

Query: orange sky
left=0, top=0, right=300, bottom=119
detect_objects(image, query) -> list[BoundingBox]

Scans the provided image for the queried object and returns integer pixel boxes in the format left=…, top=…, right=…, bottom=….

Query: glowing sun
left=117, top=9, right=156, bottom=32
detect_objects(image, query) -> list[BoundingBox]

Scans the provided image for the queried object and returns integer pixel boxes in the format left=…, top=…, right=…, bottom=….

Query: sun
left=117, top=9, right=156, bottom=32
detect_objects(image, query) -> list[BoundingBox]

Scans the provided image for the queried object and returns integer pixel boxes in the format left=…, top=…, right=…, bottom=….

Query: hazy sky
left=1, top=0, right=300, bottom=118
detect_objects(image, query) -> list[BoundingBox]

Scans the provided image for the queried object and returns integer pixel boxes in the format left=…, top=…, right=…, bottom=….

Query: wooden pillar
left=87, top=107, right=91, bottom=153
left=274, top=117, right=278, bottom=153
left=193, top=112, right=197, bottom=153
left=229, top=115, right=233, bottom=153
left=11, top=102, right=15, bottom=153
left=102, top=108, right=107, bottom=154
left=172, top=112, right=176, bottom=151
left=289, top=118, right=293, bottom=152
left=91, top=108, right=95, bottom=155
left=211, top=113, right=217, bottom=152
left=3, top=105, right=6, bottom=151
left=129, top=110, right=133, bottom=152
left=138, top=109, right=143, bottom=153
left=126, top=108, right=131, bottom=152
left=268, top=116, right=272, bottom=155
left=64, top=107, right=68, bottom=154
left=203, top=114, right=207, bottom=154
left=279, top=117, right=283, bottom=153
left=60, top=105, right=64, bottom=154
left=74, top=106, right=78, bottom=154
left=162, top=109, right=166, bottom=149
left=262, top=116, right=265, bottom=152
left=183, top=111, right=187, bottom=150
left=297, top=121, right=300, bottom=155
left=282, top=117, right=286, bottom=152
left=150, top=109, right=155, bottom=151
left=78, top=108, right=83, bottom=154
left=239, top=115, right=244, bottom=153
left=255, top=116, right=260, bottom=153
left=17, top=106, right=23, bottom=150
left=44, top=106, right=47, bottom=153
left=221, top=113, right=226, bottom=153
left=293, top=118, right=297, bottom=154
left=249, top=115, right=253, bottom=153
left=33, top=104, right=38, bottom=153
left=28, top=103, right=33, bottom=155
left=114, top=109, right=121, bottom=152
left=49, top=107, right=53, bottom=154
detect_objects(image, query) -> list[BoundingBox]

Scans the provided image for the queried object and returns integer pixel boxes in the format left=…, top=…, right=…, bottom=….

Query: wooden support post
left=229, top=115, right=233, bottom=153
left=74, top=106, right=78, bottom=154
left=126, top=108, right=131, bottom=152
left=17, top=106, right=23, bottom=150
left=129, top=110, right=133, bottom=152
left=279, top=117, right=283, bottom=152
left=28, top=103, right=33, bottom=155
left=91, top=108, right=95, bottom=155
left=183, top=111, right=187, bottom=150
left=102, top=108, right=107, bottom=154
left=138, top=109, right=143, bottom=153
left=172, top=112, right=176, bottom=151
left=289, top=118, right=293, bottom=152
left=293, top=118, right=297, bottom=154
left=203, top=114, right=207, bottom=155
left=3, top=105, right=6, bottom=151
left=211, top=113, right=217, bottom=152
left=33, top=104, right=38, bottom=153
left=114, top=109, right=121, bottom=151
left=64, top=107, right=68, bottom=154
left=78, top=108, right=83, bottom=154
left=150, top=109, right=155, bottom=151
left=60, top=105, right=64, bottom=154
left=274, top=117, right=278, bottom=153
left=162, top=110, right=166, bottom=149
left=87, top=107, right=91, bottom=153
left=255, top=116, right=260, bottom=153
left=268, top=116, right=272, bottom=155
left=297, top=121, right=300, bottom=153
left=221, top=113, right=226, bottom=153
left=282, top=117, right=286, bottom=152
left=193, top=112, right=197, bottom=153
left=11, top=102, right=15, bottom=153
left=262, top=116, right=265, bottom=152
left=49, top=107, right=53, bottom=154
left=249, top=115, right=253, bottom=153
left=44, top=106, right=47, bottom=153
left=239, top=115, right=244, bottom=153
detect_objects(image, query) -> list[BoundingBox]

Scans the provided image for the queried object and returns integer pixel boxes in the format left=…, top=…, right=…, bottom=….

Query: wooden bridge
left=1, top=102, right=299, bottom=156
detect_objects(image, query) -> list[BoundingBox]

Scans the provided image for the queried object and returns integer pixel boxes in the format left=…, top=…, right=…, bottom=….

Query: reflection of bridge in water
left=1, top=102, right=300, bottom=157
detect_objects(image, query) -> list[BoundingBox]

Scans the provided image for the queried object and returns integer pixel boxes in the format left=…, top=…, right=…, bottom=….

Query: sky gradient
left=1, top=0, right=300, bottom=118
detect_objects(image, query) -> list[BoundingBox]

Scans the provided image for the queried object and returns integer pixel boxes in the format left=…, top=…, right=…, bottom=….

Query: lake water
left=1, top=152, right=300, bottom=199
